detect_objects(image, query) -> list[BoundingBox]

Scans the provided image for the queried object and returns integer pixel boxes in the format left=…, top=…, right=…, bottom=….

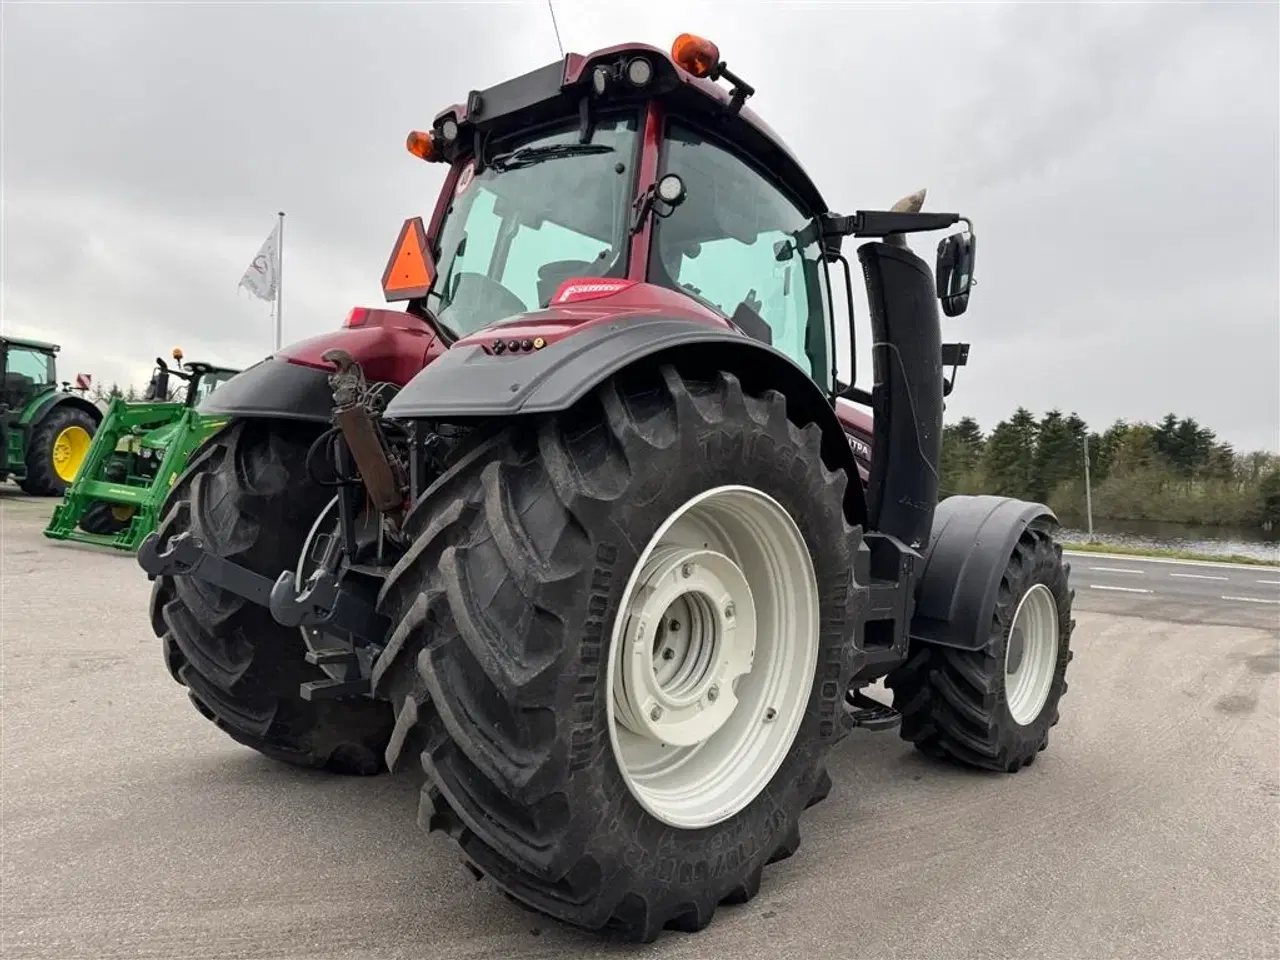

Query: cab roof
left=0, top=335, right=60, bottom=353
left=428, top=41, right=829, bottom=216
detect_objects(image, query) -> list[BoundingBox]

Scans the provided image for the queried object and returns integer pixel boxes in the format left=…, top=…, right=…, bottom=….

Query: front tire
left=148, top=418, right=396, bottom=775
left=885, top=522, right=1075, bottom=772
left=374, top=365, right=860, bottom=941
left=79, top=459, right=135, bottom=536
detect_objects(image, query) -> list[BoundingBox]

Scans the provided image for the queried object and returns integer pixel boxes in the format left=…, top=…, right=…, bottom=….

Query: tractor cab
left=143, top=349, right=239, bottom=406
left=389, top=33, right=974, bottom=403
left=0, top=336, right=58, bottom=413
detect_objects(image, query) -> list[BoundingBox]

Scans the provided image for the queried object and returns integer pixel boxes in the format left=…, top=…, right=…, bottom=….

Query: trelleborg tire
left=373, top=364, right=861, bottom=941
left=148, top=418, right=396, bottom=775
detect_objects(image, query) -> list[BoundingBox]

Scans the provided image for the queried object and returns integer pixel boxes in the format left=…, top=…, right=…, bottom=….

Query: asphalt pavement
left=1067, top=551, right=1280, bottom=629
left=2, top=489, right=1278, bottom=960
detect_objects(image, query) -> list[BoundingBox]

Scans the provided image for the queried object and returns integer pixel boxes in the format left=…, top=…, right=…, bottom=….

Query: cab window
left=5, top=347, right=55, bottom=385
left=649, top=121, right=832, bottom=389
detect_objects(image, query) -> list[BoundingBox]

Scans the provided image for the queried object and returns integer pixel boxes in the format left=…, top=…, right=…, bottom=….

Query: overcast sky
left=3, top=1, right=1277, bottom=451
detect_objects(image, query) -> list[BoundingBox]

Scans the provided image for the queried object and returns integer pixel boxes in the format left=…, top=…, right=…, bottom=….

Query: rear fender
left=26, top=393, right=103, bottom=429
left=382, top=315, right=869, bottom=526
left=908, top=494, right=1059, bottom=652
left=199, top=313, right=441, bottom=423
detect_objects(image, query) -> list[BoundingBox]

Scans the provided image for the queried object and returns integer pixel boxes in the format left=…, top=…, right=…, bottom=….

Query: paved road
left=2, top=490, right=1278, bottom=959
left=1067, top=551, right=1280, bottom=629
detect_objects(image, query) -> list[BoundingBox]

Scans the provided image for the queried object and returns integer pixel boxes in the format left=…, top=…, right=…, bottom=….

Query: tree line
left=88, top=381, right=179, bottom=403
left=940, top=409, right=1280, bottom=529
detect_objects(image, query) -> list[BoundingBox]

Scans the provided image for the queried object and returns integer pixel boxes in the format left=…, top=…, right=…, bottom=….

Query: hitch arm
left=269, top=570, right=391, bottom=648
left=138, top=531, right=391, bottom=648
left=138, top=530, right=275, bottom=607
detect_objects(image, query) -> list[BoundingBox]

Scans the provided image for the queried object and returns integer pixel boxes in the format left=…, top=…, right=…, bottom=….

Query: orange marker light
left=172, top=347, right=183, bottom=361
left=671, top=33, right=720, bottom=78
left=406, top=130, right=437, bottom=161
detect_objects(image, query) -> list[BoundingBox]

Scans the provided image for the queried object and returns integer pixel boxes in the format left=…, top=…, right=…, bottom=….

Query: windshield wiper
left=489, top=143, right=615, bottom=172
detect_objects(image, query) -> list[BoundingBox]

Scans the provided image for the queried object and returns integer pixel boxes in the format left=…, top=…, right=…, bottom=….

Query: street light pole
left=1083, top=432, right=1095, bottom=541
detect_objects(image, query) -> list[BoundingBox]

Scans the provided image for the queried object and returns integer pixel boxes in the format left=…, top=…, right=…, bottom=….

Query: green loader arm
left=43, top=397, right=230, bottom=552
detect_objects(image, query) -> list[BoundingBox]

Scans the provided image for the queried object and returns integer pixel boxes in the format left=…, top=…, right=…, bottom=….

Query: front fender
left=197, top=356, right=337, bottom=423
left=383, top=315, right=868, bottom=525
left=908, top=494, right=1059, bottom=652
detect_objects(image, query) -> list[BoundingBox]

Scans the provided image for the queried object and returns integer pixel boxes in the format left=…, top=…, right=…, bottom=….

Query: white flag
left=238, top=221, right=280, bottom=301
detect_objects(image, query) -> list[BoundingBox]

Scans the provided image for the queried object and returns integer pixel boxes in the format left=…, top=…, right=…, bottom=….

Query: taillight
left=344, top=307, right=370, bottom=328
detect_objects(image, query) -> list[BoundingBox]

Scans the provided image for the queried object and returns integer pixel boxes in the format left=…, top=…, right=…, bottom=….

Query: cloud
left=2, top=0, right=1276, bottom=450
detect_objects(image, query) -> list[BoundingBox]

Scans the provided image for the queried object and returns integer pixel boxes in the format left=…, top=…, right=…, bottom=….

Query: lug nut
left=669, top=619, right=681, bottom=632
left=707, top=685, right=719, bottom=703
left=662, top=648, right=675, bottom=661
left=764, top=707, right=777, bottom=722
left=650, top=705, right=663, bottom=721
left=724, top=602, right=735, bottom=620
left=681, top=563, right=693, bottom=578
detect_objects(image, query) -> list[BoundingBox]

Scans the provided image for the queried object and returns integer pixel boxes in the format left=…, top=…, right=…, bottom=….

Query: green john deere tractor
left=44, top=348, right=239, bottom=551
left=0, top=335, right=103, bottom=496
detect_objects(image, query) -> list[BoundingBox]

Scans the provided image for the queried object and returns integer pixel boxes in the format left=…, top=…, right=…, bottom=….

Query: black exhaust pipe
left=857, top=241, right=944, bottom=552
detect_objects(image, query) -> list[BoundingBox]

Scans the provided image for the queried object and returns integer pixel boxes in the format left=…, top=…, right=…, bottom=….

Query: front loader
left=44, top=349, right=239, bottom=551
left=137, top=33, right=1076, bottom=944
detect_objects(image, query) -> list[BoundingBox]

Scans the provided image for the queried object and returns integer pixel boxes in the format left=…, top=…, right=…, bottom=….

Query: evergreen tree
left=1109, top=424, right=1159, bottom=476
left=1152, top=413, right=1180, bottom=465
left=1032, top=409, right=1079, bottom=501
left=982, top=407, right=1038, bottom=499
left=1260, top=468, right=1280, bottom=528
left=939, top=416, right=986, bottom=497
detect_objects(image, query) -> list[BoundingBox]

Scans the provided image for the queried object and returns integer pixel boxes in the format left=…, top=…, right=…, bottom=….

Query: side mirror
left=936, top=228, right=977, bottom=317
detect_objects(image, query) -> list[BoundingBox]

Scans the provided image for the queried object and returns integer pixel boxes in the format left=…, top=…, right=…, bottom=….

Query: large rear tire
left=374, top=365, right=860, bottom=941
left=20, top=404, right=98, bottom=496
left=148, top=418, right=395, bottom=775
left=885, top=522, right=1075, bottom=772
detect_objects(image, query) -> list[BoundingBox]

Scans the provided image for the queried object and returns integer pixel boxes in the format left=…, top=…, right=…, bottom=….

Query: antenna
left=546, top=0, right=565, bottom=59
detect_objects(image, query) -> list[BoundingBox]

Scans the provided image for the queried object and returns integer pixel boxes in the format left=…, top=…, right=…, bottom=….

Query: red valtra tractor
left=140, top=34, right=1076, bottom=942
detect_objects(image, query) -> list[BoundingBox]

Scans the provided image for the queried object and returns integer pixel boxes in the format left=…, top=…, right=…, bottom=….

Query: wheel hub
left=605, top=484, right=820, bottom=830
left=1004, top=582, right=1060, bottom=726
left=614, top=547, right=756, bottom=747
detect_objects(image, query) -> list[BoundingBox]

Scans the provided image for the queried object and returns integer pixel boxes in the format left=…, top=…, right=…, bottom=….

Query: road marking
left=1170, top=572, right=1228, bottom=581
left=1257, top=579, right=1280, bottom=586
left=1088, top=566, right=1146, bottom=575
left=1221, top=595, right=1280, bottom=605
left=1089, top=584, right=1154, bottom=594
left=1063, top=550, right=1279, bottom=572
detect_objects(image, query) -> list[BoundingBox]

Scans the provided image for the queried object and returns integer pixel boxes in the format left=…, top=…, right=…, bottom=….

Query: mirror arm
left=821, top=210, right=967, bottom=243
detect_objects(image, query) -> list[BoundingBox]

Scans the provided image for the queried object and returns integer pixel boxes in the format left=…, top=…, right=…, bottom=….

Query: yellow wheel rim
left=52, top=425, right=92, bottom=482
left=110, top=505, right=136, bottom=522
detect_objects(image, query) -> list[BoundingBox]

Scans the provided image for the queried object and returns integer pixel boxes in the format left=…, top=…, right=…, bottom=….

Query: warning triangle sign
left=382, top=216, right=436, bottom=302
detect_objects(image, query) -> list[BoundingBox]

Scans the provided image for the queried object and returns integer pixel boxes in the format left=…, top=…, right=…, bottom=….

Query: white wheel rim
left=605, top=484, right=820, bottom=830
left=1003, top=583, right=1060, bottom=726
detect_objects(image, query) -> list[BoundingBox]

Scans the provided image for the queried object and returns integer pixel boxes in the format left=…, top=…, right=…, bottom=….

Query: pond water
left=1056, top=515, right=1279, bottom=563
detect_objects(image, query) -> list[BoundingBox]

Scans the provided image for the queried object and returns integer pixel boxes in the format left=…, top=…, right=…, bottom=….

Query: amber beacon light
left=671, top=33, right=721, bottom=78
left=405, top=130, right=438, bottom=162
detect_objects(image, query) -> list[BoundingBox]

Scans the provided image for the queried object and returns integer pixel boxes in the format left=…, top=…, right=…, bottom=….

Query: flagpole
left=274, top=211, right=285, bottom=352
